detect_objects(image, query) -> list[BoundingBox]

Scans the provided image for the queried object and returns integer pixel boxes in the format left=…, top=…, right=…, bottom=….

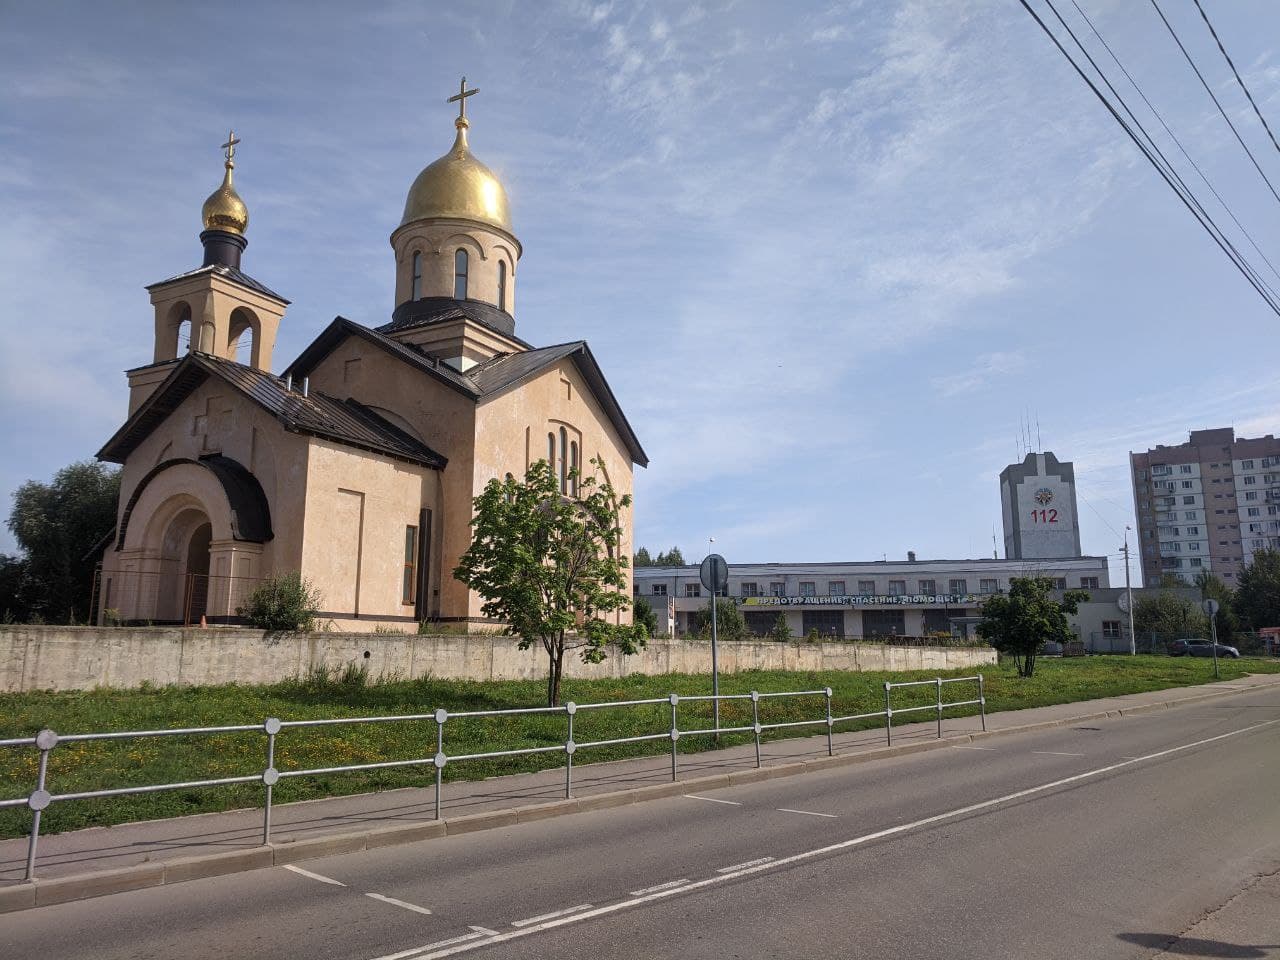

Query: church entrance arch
left=153, top=504, right=212, bottom=622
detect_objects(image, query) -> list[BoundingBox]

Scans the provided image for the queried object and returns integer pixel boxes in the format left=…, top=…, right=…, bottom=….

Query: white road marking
left=717, top=857, right=774, bottom=873
left=778, top=808, right=838, bottom=818
left=389, top=716, right=1280, bottom=960
left=282, top=864, right=345, bottom=886
left=366, top=893, right=433, bottom=916
left=511, top=904, right=594, bottom=927
left=951, top=745, right=996, bottom=751
left=369, top=931, right=485, bottom=960
left=682, top=794, right=742, bottom=806
left=468, top=928, right=499, bottom=936
left=629, top=879, right=690, bottom=896
left=1032, top=751, right=1086, bottom=757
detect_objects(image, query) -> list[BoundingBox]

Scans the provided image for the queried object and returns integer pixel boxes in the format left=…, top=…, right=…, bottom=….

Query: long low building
left=633, top=556, right=1112, bottom=639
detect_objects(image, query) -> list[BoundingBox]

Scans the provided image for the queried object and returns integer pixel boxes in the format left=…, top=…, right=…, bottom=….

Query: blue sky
left=2, top=0, right=1279, bottom=586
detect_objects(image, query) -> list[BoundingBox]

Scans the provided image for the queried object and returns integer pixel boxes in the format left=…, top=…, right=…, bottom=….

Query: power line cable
left=1149, top=0, right=1280, bottom=209
left=1072, top=0, right=1280, bottom=287
left=1192, top=0, right=1280, bottom=161
left=1045, top=0, right=1279, bottom=302
left=1019, top=0, right=1280, bottom=316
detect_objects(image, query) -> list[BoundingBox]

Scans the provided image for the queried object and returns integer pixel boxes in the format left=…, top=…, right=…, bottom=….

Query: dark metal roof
left=98, top=353, right=446, bottom=469
left=379, top=296, right=527, bottom=344
left=283, top=318, right=648, bottom=467
left=146, top=263, right=289, bottom=304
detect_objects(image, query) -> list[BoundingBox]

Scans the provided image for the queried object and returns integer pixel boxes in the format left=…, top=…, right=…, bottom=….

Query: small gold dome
left=202, top=161, right=249, bottom=235
left=401, top=119, right=511, bottom=234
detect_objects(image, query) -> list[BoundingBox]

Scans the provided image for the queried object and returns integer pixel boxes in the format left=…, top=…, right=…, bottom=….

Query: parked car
left=1188, top=639, right=1240, bottom=659
left=1168, top=639, right=1196, bottom=656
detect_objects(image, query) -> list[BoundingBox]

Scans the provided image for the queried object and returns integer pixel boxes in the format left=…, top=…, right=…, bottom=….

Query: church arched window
left=411, top=252, right=422, bottom=300
left=558, top=426, right=568, bottom=494
left=570, top=441, right=579, bottom=497
left=547, top=432, right=555, bottom=469
left=454, top=248, right=469, bottom=300
left=498, top=260, right=507, bottom=312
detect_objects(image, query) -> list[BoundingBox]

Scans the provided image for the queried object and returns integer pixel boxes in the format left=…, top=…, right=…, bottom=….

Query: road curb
left=2, top=676, right=1277, bottom=914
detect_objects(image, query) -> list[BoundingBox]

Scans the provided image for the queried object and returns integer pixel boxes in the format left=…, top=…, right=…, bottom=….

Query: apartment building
left=1130, top=427, right=1280, bottom=586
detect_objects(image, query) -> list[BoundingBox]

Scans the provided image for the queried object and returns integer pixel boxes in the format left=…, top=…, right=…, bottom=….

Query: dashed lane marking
left=952, top=745, right=996, bottom=751
left=683, top=794, right=742, bottom=806
left=511, top=904, right=594, bottom=927
left=282, top=864, right=345, bottom=886
left=367, top=893, right=433, bottom=916
left=1032, top=751, right=1086, bottom=757
left=629, top=879, right=690, bottom=896
left=717, top=857, right=774, bottom=873
left=778, top=808, right=838, bottom=818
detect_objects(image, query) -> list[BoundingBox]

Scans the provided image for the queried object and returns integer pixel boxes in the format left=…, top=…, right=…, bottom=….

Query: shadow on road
left=1117, top=932, right=1279, bottom=957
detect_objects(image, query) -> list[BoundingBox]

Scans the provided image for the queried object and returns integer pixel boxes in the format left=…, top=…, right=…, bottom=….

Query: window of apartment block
left=1181, top=481, right=1193, bottom=489
left=1102, top=621, right=1122, bottom=639
left=652, top=583, right=667, bottom=595
left=1243, top=460, right=1255, bottom=469
left=1182, top=496, right=1194, bottom=505
left=1244, top=475, right=1256, bottom=485
left=1190, top=558, right=1203, bottom=567
left=1184, top=511, right=1197, bottom=520
left=1246, top=491, right=1258, bottom=501
left=979, top=578, right=1000, bottom=594
left=1051, top=578, right=1066, bottom=590
left=888, top=580, right=906, bottom=596
left=1248, top=507, right=1261, bottom=517
left=741, top=582, right=760, bottom=597
left=858, top=580, right=876, bottom=594
left=1190, top=542, right=1201, bottom=551
left=770, top=582, right=785, bottom=597
left=949, top=578, right=967, bottom=594
left=633, top=582, right=640, bottom=595
left=1180, top=465, right=1192, bottom=474
left=1188, top=526, right=1199, bottom=534
left=684, top=583, right=700, bottom=597
left=828, top=580, right=845, bottom=596
left=1080, top=576, right=1099, bottom=589
left=799, top=581, right=816, bottom=597
left=918, top=579, right=937, bottom=595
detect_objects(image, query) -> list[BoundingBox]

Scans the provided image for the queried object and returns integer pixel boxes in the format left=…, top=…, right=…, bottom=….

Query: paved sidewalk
left=1, top=673, right=1277, bottom=900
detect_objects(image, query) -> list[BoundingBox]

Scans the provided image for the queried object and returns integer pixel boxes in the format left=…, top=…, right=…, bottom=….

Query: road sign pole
left=1203, top=598, right=1221, bottom=680
left=700, top=550, right=728, bottom=744
left=711, top=589, right=720, bottom=740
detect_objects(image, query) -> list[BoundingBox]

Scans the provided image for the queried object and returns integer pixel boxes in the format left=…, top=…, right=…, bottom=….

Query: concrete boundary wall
left=0, top=625, right=996, bottom=693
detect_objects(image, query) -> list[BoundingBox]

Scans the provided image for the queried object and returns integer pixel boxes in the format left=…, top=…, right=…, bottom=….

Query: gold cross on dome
left=447, top=76, right=478, bottom=120
left=220, top=130, right=240, bottom=164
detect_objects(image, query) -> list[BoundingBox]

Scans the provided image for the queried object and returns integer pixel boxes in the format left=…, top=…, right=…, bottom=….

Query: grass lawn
left=1, top=654, right=1275, bottom=839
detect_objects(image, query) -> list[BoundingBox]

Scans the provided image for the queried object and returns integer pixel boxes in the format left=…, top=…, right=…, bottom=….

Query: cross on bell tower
left=447, top=77, right=478, bottom=126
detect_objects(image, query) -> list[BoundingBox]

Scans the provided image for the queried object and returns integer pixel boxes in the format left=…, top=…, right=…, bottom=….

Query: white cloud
left=931, top=351, right=1027, bottom=397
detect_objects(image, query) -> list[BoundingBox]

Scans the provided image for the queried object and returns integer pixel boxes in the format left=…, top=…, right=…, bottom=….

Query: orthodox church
left=96, top=82, right=647, bottom=631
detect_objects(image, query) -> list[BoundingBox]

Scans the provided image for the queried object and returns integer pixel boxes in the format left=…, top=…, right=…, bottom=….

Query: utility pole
left=1123, top=527, right=1136, bottom=655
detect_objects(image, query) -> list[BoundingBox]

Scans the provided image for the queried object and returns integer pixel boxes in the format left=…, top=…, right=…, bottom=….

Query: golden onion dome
left=202, top=133, right=249, bottom=235
left=401, top=118, right=511, bottom=234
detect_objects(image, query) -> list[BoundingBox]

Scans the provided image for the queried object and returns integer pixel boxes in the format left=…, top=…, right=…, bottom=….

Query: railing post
left=262, top=718, right=281, bottom=844
left=936, top=677, right=943, bottom=739
left=884, top=682, right=893, bottom=746
left=564, top=702, right=576, bottom=799
left=750, top=691, right=761, bottom=768
left=824, top=687, right=834, bottom=757
left=978, top=674, right=987, bottom=731
left=24, top=729, right=57, bottom=882
left=669, top=693, right=680, bottom=782
left=433, top=709, right=448, bottom=820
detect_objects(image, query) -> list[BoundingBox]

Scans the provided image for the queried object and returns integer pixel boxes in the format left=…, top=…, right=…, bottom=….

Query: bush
left=237, top=572, right=323, bottom=632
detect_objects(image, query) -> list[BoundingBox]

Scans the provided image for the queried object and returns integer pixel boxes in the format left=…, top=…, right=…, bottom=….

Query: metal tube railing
left=2, top=673, right=984, bottom=881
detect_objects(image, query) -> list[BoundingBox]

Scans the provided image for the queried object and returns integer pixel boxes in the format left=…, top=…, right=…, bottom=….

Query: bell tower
left=128, top=132, right=289, bottom=413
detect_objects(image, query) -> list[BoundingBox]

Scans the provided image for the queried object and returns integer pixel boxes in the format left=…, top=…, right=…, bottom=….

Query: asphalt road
left=3, top=687, right=1278, bottom=960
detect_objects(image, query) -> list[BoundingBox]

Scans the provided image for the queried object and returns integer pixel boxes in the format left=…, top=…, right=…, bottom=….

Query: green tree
left=0, top=554, right=31, bottom=622
left=1194, top=571, right=1238, bottom=640
left=1236, top=547, right=1280, bottom=629
left=632, top=547, right=653, bottom=568
left=454, top=459, right=646, bottom=706
left=237, top=572, right=323, bottom=632
left=632, top=595, right=659, bottom=638
left=1133, top=590, right=1209, bottom=640
left=770, top=612, right=792, bottom=643
left=1156, top=573, right=1187, bottom=588
left=6, top=461, right=120, bottom=624
left=692, top=597, right=745, bottom=641
left=654, top=546, right=685, bottom=566
left=976, top=576, right=1089, bottom=678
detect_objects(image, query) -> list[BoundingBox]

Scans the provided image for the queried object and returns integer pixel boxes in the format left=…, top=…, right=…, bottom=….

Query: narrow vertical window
left=497, top=260, right=507, bottom=311
left=547, top=432, right=555, bottom=469
left=411, top=252, right=422, bottom=300
left=570, top=441, right=579, bottom=497
left=402, top=525, right=418, bottom=604
left=559, top=426, right=568, bottom=493
left=454, top=248, right=469, bottom=300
